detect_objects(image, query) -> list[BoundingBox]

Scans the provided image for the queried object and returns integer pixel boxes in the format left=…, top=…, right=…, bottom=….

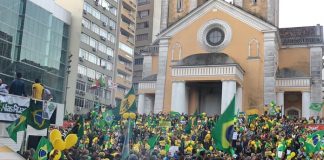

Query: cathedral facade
left=137, top=0, right=324, bottom=118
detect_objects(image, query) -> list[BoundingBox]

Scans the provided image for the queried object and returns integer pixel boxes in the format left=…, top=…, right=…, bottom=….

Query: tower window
left=177, top=0, right=183, bottom=12
left=251, top=0, right=257, bottom=5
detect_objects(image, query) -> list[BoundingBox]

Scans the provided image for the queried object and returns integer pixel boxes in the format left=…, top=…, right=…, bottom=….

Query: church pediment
left=157, top=0, right=277, bottom=39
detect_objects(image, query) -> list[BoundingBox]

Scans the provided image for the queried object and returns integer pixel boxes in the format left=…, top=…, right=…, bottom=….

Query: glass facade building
left=0, top=0, right=70, bottom=103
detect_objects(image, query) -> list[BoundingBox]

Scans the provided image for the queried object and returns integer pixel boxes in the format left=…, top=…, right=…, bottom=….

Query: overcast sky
left=279, top=0, right=324, bottom=28
left=225, top=0, right=324, bottom=28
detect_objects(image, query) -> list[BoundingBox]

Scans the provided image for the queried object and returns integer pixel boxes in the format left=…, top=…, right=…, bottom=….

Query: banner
left=159, top=120, right=171, bottom=128
left=0, top=94, right=30, bottom=122
left=306, top=124, right=324, bottom=130
left=42, top=101, right=57, bottom=119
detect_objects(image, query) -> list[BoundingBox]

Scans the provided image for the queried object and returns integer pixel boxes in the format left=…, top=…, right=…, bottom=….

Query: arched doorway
left=285, top=107, right=301, bottom=119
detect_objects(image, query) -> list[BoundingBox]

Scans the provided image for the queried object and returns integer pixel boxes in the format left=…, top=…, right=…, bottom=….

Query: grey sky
left=225, top=0, right=324, bottom=28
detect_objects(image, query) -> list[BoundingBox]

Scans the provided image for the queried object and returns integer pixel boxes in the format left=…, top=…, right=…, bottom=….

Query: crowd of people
left=0, top=73, right=52, bottom=100
left=21, top=110, right=324, bottom=160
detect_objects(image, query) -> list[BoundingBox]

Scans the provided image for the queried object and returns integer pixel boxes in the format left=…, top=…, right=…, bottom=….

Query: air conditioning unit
left=81, top=91, right=85, bottom=96
left=95, top=1, right=99, bottom=6
left=103, top=7, right=106, bottom=10
left=83, top=9, right=87, bottom=14
left=108, top=56, right=112, bottom=60
left=78, top=74, right=83, bottom=78
left=109, top=26, right=113, bottom=30
left=102, top=66, right=106, bottom=69
left=100, top=36, right=106, bottom=41
left=92, top=47, right=96, bottom=52
left=76, top=107, right=81, bottom=111
left=79, top=57, right=84, bottom=62
left=88, top=77, right=94, bottom=82
left=102, top=22, right=107, bottom=27
left=95, top=96, right=99, bottom=100
left=81, top=23, right=85, bottom=27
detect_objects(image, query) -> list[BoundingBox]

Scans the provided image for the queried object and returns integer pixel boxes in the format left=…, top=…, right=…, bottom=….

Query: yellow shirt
left=32, top=83, right=44, bottom=100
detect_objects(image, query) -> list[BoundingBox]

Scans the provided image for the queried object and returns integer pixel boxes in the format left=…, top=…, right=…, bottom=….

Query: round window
left=206, top=28, right=225, bottom=46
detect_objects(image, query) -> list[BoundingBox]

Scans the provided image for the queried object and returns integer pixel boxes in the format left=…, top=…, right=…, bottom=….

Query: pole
left=20, top=127, right=27, bottom=154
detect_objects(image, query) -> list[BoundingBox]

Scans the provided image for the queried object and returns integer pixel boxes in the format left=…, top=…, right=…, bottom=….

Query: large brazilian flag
left=211, top=96, right=236, bottom=153
left=28, top=100, right=50, bottom=130
left=119, top=86, right=137, bottom=114
left=6, top=108, right=29, bottom=142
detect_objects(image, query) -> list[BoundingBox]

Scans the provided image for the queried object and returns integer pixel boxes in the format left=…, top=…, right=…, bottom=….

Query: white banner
left=0, top=94, right=30, bottom=122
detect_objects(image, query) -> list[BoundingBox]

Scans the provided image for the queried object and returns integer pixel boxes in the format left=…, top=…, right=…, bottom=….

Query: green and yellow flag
left=33, top=137, right=52, bottom=160
left=119, top=86, right=137, bottom=114
left=211, top=96, right=236, bottom=153
left=69, top=116, right=84, bottom=138
left=148, top=135, right=159, bottom=150
left=6, top=108, right=29, bottom=142
left=309, top=103, right=323, bottom=112
left=27, top=100, right=50, bottom=130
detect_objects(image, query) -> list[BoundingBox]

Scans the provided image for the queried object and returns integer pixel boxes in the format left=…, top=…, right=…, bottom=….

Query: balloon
left=122, top=113, right=129, bottom=119
left=291, top=152, right=296, bottom=157
left=129, top=113, right=136, bottom=119
left=65, top=134, right=78, bottom=149
left=50, top=129, right=62, bottom=144
left=53, top=138, right=66, bottom=151
left=209, top=146, right=213, bottom=151
left=50, top=150, right=62, bottom=160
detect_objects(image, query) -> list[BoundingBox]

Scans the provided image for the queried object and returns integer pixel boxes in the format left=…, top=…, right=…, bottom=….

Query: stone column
left=263, top=32, right=278, bottom=105
left=160, top=0, right=169, bottom=30
left=310, top=47, right=323, bottom=104
left=144, top=95, right=154, bottom=114
left=302, top=91, right=311, bottom=119
left=221, top=81, right=236, bottom=114
left=137, top=94, right=145, bottom=114
left=142, top=55, right=152, bottom=78
left=171, top=81, right=187, bottom=114
left=276, top=92, right=284, bottom=116
left=154, top=38, right=169, bottom=113
left=236, top=86, right=243, bottom=113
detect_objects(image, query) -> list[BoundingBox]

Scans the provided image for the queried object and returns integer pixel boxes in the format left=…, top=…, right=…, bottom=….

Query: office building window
left=110, top=7, right=117, bottom=16
left=137, top=21, right=149, bottom=29
left=100, top=14, right=109, bottom=24
left=85, top=99, right=94, bottom=108
left=136, top=33, right=149, bottom=41
left=138, top=0, right=149, bottom=5
left=75, top=97, right=85, bottom=108
left=82, top=18, right=91, bottom=29
left=89, top=37, right=97, bottom=49
left=98, top=42, right=106, bottom=53
left=119, top=42, right=133, bottom=55
left=107, top=47, right=114, bottom=57
left=135, top=58, right=143, bottom=65
left=81, top=33, right=90, bottom=44
left=78, top=65, right=87, bottom=75
left=76, top=80, right=86, bottom=92
left=138, top=10, right=149, bottom=18
left=110, top=20, right=116, bottom=30
left=91, top=23, right=100, bottom=35
left=99, top=28, right=108, bottom=39
left=87, top=68, right=96, bottom=79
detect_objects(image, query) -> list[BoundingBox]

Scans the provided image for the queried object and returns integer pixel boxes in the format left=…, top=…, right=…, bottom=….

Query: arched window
left=248, top=39, right=259, bottom=57
left=177, top=0, right=184, bottom=12
left=285, top=108, right=301, bottom=119
left=251, top=0, right=257, bottom=5
left=171, top=43, right=182, bottom=61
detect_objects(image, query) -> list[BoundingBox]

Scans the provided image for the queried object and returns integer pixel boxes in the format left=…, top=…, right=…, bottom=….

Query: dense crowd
left=20, top=110, right=324, bottom=160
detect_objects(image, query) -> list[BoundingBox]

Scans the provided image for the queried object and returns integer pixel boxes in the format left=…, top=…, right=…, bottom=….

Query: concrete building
left=133, top=0, right=161, bottom=93
left=56, top=0, right=136, bottom=113
left=137, top=0, right=324, bottom=118
left=114, top=0, right=136, bottom=104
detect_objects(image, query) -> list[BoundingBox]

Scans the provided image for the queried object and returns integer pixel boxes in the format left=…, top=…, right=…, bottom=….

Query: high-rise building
left=0, top=0, right=71, bottom=103
left=56, top=0, right=136, bottom=113
left=114, top=0, right=136, bottom=104
left=133, top=0, right=161, bottom=93
left=56, top=0, right=119, bottom=114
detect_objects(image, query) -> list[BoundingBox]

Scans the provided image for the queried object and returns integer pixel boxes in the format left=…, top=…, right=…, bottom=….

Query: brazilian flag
left=6, top=108, right=29, bottom=142
left=211, top=96, right=236, bottom=153
left=119, top=86, right=137, bottom=114
left=69, top=116, right=84, bottom=138
left=309, top=103, right=323, bottom=112
left=27, top=100, right=50, bottom=130
left=33, top=137, right=52, bottom=160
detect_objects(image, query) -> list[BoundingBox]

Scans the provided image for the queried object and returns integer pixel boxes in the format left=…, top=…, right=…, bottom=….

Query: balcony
left=118, top=49, right=133, bottom=62
left=117, top=62, right=132, bottom=75
left=120, top=34, right=135, bottom=45
left=115, top=90, right=124, bottom=99
left=171, top=65, right=244, bottom=83
left=120, top=21, right=135, bottom=35
left=116, top=76, right=132, bottom=88
left=138, top=81, right=156, bottom=94
left=121, top=7, right=135, bottom=22
left=276, top=78, right=311, bottom=92
left=122, top=0, right=136, bottom=10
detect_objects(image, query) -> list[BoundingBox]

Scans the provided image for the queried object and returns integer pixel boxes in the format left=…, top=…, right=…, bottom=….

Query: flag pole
left=20, top=126, right=27, bottom=154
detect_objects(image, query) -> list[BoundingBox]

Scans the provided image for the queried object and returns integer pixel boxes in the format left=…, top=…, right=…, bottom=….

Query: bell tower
left=234, top=0, right=279, bottom=26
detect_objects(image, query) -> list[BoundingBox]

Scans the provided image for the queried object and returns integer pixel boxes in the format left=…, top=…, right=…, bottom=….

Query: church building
left=137, top=0, right=324, bottom=118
